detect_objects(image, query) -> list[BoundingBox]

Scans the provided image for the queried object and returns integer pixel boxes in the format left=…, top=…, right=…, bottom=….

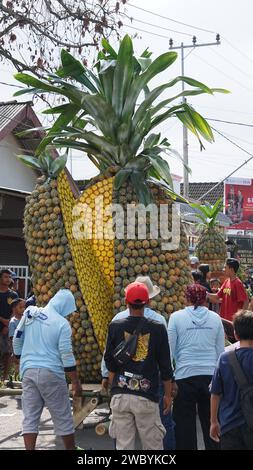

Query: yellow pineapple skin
left=57, top=172, right=114, bottom=352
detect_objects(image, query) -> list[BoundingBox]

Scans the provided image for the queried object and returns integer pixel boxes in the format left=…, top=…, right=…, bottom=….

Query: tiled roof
left=0, top=100, right=43, bottom=153
left=0, top=101, right=27, bottom=133
left=180, top=182, right=224, bottom=204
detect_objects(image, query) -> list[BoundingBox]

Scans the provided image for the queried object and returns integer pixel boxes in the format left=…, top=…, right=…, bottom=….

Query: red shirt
left=217, top=277, right=248, bottom=321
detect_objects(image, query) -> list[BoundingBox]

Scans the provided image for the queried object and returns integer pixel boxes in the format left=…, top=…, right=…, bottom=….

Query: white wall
left=0, top=134, right=37, bottom=192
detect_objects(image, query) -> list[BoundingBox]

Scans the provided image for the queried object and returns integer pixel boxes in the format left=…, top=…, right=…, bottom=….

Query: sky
left=1, top=0, right=253, bottom=185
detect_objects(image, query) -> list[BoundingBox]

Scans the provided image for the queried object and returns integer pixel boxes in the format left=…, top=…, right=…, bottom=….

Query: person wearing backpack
left=104, top=281, right=173, bottom=450
left=210, top=309, right=253, bottom=450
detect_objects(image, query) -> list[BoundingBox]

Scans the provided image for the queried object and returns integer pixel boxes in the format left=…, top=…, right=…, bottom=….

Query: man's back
left=105, top=316, right=173, bottom=403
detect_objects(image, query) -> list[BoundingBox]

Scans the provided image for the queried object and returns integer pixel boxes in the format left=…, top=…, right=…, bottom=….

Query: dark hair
left=129, top=301, right=145, bottom=310
left=199, top=264, right=210, bottom=281
left=191, top=270, right=204, bottom=283
left=0, top=269, right=12, bottom=278
left=226, top=258, right=240, bottom=273
left=233, top=310, right=253, bottom=340
left=10, top=298, right=25, bottom=313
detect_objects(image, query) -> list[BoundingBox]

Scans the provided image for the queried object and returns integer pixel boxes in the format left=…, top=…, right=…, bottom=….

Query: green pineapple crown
left=17, top=152, right=67, bottom=179
left=190, top=198, right=224, bottom=229
left=14, top=35, right=228, bottom=203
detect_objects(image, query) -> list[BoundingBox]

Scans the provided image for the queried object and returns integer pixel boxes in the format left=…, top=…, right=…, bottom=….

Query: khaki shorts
left=110, top=393, right=166, bottom=450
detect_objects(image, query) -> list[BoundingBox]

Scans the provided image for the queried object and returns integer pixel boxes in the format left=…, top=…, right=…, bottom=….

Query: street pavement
left=0, top=394, right=204, bottom=450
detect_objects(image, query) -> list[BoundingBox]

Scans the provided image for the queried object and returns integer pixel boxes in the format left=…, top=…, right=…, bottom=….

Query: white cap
left=190, top=256, right=199, bottom=265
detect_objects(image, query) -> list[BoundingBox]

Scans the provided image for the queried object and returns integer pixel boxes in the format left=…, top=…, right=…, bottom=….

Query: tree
left=0, top=0, right=126, bottom=74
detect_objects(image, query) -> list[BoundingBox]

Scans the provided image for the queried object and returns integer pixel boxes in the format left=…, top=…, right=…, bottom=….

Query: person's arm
left=236, top=280, right=249, bottom=309
left=13, top=325, right=25, bottom=358
left=216, top=320, right=225, bottom=359
left=167, top=314, right=177, bottom=360
left=210, top=394, right=221, bottom=442
left=108, top=371, right=116, bottom=388
left=0, top=317, right=9, bottom=327
left=66, top=370, right=82, bottom=397
left=206, top=293, right=220, bottom=303
left=157, top=325, right=173, bottom=414
left=243, top=298, right=249, bottom=309
left=104, top=323, right=118, bottom=377
left=163, top=380, right=172, bottom=414
left=101, top=354, right=109, bottom=391
left=58, top=322, right=82, bottom=395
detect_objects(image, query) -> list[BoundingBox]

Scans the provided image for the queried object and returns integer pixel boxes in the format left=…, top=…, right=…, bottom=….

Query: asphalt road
left=0, top=394, right=204, bottom=450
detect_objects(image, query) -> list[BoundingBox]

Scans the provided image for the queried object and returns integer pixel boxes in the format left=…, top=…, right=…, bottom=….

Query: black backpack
left=228, top=350, right=253, bottom=431
left=113, top=317, right=145, bottom=367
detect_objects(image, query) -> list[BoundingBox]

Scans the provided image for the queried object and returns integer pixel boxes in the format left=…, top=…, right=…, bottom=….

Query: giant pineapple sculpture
left=17, top=36, right=227, bottom=381
left=192, top=199, right=227, bottom=271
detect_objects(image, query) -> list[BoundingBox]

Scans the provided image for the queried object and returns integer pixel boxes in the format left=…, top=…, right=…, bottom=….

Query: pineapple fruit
left=192, top=199, right=227, bottom=272
left=17, top=35, right=227, bottom=382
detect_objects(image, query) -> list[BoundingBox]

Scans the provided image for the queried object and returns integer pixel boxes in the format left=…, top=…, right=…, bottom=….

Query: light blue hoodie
left=101, top=307, right=167, bottom=378
left=168, top=306, right=224, bottom=380
left=13, top=289, right=76, bottom=379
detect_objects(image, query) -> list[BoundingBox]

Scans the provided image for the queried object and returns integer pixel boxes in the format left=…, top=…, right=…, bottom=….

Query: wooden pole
left=95, top=420, right=110, bottom=436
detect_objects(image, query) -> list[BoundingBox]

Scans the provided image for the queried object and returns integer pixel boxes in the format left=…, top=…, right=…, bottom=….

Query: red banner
left=224, top=177, right=253, bottom=230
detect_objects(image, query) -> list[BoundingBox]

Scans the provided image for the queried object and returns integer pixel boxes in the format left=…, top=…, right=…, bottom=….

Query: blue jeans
left=159, top=383, right=176, bottom=450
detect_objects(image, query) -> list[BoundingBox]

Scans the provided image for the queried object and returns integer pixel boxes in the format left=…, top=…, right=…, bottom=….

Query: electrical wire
left=209, top=47, right=253, bottom=83
left=206, top=118, right=253, bottom=128
left=199, top=126, right=253, bottom=200
left=192, top=51, right=253, bottom=95
left=223, top=37, right=253, bottom=67
left=127, top=3, right=216, bottom=34
left=122, top=14, right=193, bottom=37
left=122, top=23, right=176, bottom=40
left=0, top=81, right=24, bottom=89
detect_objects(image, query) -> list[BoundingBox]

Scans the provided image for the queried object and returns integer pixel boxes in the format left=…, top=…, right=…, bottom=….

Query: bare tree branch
left=0, top=0, right=126, bottom=73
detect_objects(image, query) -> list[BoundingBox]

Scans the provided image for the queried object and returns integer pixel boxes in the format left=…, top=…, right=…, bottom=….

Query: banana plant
left=190, top=198, right=224, bottom=228
left=14, top=35, right=229, bottom=204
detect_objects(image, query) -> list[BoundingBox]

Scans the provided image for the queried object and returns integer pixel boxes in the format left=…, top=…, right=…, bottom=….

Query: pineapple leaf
left=17, top=154, right=42, bottom=171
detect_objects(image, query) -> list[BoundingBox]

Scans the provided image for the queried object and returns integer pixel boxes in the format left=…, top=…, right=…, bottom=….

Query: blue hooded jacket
left=168, top=306, right=224, bottom=380
left=13, top=289, right=76, bottom=379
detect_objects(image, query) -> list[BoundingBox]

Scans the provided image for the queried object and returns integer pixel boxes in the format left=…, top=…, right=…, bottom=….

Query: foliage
left=15, top=35, right=229, bottom=203
left=190, top=198, right=224, bottom=228
left=17, top=152, right=67, bottom=178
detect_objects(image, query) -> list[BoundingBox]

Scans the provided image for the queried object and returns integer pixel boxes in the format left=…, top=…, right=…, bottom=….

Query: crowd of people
left=0, top=257, right=253, bottom=451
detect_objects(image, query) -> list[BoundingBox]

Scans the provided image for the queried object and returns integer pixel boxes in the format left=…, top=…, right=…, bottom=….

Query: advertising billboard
left=224, top=177, right=253, bottom=230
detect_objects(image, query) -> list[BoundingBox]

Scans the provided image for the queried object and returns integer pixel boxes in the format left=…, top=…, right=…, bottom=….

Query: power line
left=122, top=23, right=176, bottom=40
left=223, top=37, right=253, bottom=67
left=0, top=81, right=24, bottom=89
left=200, top=127, right=253, bottom=200
left=206, top=117, right=253, bottom=128
left=122, top=14, right=193, bottom=37
left=127, top=3, right=216, bottom=34
left=209, top=47, right=253, bottom=83
left=192, top=51, right=253, bottom=95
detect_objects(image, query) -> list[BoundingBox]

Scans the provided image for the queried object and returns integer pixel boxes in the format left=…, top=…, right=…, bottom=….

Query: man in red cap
left=104, top=282, right=173, bottom=450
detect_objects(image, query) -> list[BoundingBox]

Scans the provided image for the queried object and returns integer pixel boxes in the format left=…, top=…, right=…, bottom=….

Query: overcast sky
left=1, top=0, right=253, bottom=184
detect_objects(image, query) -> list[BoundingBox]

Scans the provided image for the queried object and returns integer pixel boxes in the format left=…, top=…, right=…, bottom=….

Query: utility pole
left=169, top=34, right=221, bottom=199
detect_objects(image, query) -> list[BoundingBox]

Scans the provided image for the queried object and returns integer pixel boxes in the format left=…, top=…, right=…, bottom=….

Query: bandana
left=185, top=284, right=207, bottom=309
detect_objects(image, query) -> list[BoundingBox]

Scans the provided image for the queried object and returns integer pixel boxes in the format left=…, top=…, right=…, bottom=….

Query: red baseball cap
left=125, top=282, right=149, bottom=305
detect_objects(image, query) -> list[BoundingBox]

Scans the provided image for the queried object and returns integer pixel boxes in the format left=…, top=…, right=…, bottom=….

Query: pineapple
left=16, top=36, right=227, bottom=381
left=191, top=199, right=227, bottom=272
